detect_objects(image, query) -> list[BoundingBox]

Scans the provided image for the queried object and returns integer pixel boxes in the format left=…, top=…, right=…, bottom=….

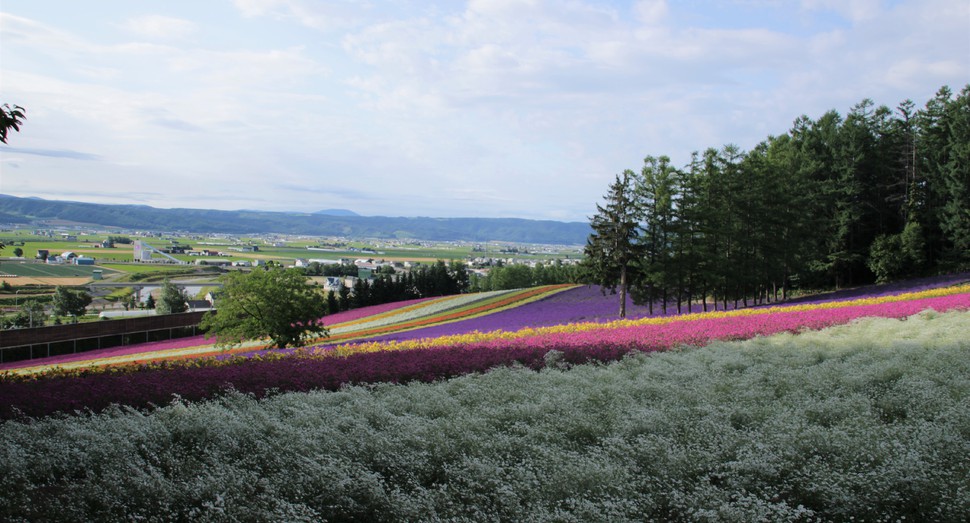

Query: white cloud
left=800, top=0, right=884, bottom=23
left=232, top=0, right=371, bottom=31
left=121, top=15, right=197, bottom=40
left=0, top=13, right=86, bottom=59
left=232, top=0, right=288, bottom=18
left=1, top=1, right=967, bottom=222
left=633, top=0, right=668, bottom=25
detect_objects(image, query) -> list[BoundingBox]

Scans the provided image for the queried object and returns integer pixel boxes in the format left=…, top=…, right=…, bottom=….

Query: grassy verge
left=1, top=310, right=968, bottom=521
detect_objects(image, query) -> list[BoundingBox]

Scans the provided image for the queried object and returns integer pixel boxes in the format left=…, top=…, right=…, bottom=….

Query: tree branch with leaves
left=1, top=103, right=26, bottom=144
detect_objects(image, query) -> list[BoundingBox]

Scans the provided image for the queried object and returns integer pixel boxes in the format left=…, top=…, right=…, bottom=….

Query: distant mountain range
left=0, top=195, right=591, bottom=245
left=314, top=208, right=360, bottom=217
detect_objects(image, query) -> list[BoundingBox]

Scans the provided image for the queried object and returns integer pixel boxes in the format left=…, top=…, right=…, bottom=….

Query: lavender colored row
left=333, top=275, right=970, bottom=347
left=4, top=290, right=966, bottom=419
left=778, top=272, right=970, bottom=305
left=306, top=285, right=737, bottom=347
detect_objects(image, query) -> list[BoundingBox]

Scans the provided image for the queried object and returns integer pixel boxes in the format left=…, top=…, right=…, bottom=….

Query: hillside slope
left=0, top=194, right=591, bottom=244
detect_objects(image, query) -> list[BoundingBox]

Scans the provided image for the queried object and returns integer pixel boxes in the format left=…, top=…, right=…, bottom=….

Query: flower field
left=2, top=299, right=969, bottom=521
left=0, top=284, right=577, bottom=375
left=1, top=275, right=968, bottom=420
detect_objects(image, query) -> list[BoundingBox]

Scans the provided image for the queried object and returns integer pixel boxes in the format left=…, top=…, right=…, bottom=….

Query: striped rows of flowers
left=325, top=294, right=483, bottom=331
left=317, top=296, right=439, bottom=325
left=0, top=285, right=577, bottom=375
left=1, top=284, right=967, bottom=419
left=0, top=295, right=455, bottom=374
left=319, top=284, right=577, bottom=344
left=311, top=283, right=970, bottom=358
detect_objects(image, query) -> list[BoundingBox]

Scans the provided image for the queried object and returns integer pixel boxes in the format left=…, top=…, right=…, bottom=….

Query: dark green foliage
left=303, top=262, right=358, bottom=277
left=351, top=278, right=371, bottom=309
left=338, top=284, right=351, bottom=311
left=588, top=84, right=970, bottom=307
left=410, top=260, right=468, bottom=297
left=325, top=290, right=339, bottom=315
left=470, top=261, right=581, bottom=292
left=0, top=103, right=25, bottom=144
left=869, top=222, right=927, bottom=283
left=582, top=171, right=640, bottom=316
left=486, top=264, right=533, bottom=290
left=937, top=86, right=970, bottom=260
left=200, top=268, right=328, bottom=349
left=50, top=286, right=92, bottom=317
left=155, top=280, right=188, bottom=315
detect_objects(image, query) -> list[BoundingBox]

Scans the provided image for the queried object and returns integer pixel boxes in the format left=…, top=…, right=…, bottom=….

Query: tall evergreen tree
left=583, top=170, right=640, bottom=317
left=632, top=156, right=679, bottom=314
left=938, top=85, right=970, bottom=265
left=156, top=280, right=189, bottom=315
left=583, top=84, right=968, bottom=309
left=325, top=290, right=339, bottom=315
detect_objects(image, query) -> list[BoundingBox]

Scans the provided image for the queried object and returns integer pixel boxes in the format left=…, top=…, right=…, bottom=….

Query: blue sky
left=1, top=0, right=967, bottom=222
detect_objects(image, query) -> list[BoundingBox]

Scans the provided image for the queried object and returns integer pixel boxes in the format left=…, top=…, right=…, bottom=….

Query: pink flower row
left=410, top=292, right=970, bottom=355
left=322, top=296, right=437, bottom=325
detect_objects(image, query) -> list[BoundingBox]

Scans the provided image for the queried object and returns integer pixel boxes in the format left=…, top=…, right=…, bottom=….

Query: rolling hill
left=0, top=194, right=591, bottom=244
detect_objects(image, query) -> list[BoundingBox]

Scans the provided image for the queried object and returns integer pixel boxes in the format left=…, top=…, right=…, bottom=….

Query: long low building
left=99, top=310, right=157, bottom=319
left=195, top=258, right=232, bottom=266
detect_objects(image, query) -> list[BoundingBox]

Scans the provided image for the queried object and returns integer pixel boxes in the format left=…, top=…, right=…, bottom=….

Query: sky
left=0, top=1, right=968, bottom=223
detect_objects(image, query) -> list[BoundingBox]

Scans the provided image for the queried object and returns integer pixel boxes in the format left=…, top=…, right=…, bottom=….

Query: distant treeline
left=586, top=85, right=970, bottom=314
left=322, top=260, right=471, bottom=314
left=468, top=261, right=583, bottom=292
left=316, top=260, right=584, bottom=314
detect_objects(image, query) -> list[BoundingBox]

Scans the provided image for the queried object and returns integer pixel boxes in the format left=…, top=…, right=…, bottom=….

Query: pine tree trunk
left=619, top=265, right=627, bottom=318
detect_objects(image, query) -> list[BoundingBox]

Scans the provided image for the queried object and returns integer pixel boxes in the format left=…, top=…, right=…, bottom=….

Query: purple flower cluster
left=0, top=342, right=631, bottom=419
left=778, top=272, right=970, bottom=305
left=0, top=334, right=212, bottom=372
left=3, top=289, right=966, bottom=420
left=324, top=285, right=727, bottom=346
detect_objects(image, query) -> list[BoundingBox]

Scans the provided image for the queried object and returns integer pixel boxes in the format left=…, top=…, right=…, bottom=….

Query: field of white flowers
left=2, top=308, right=968, bottom=522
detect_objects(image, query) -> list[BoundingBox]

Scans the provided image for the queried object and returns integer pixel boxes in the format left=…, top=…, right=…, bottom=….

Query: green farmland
left=0, top=261, right=110, bottom=279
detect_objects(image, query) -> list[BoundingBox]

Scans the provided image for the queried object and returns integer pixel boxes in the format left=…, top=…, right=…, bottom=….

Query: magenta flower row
left=1, top=291, right=965, bottom=420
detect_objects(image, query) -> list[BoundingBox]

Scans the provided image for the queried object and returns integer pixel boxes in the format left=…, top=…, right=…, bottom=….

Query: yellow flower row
left=317, top=284, right=970, bottom=358
left=321, top=285, right=577, bottom=345
left=9, top=283, right=966, bottom=376
left=5, top=286, right=577, bottom=376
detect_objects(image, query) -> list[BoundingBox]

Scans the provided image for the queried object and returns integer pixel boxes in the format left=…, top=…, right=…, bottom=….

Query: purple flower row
left=317, top=276, right=970, bottom=348
left=2, top=290, right=965, bottom=420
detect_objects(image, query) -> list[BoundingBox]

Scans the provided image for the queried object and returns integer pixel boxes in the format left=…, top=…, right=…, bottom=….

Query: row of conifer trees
left=585, top=85, right=970, bottom=316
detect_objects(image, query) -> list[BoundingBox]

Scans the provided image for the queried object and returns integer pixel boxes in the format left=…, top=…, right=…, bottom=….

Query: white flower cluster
left=2, top=310, right=969, bottom=521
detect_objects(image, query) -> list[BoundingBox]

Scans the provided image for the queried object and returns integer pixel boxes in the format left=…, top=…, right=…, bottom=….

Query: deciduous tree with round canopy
left=51, top=286, right=92, bottom=318
left=201, top=267, right=328, bottom=349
